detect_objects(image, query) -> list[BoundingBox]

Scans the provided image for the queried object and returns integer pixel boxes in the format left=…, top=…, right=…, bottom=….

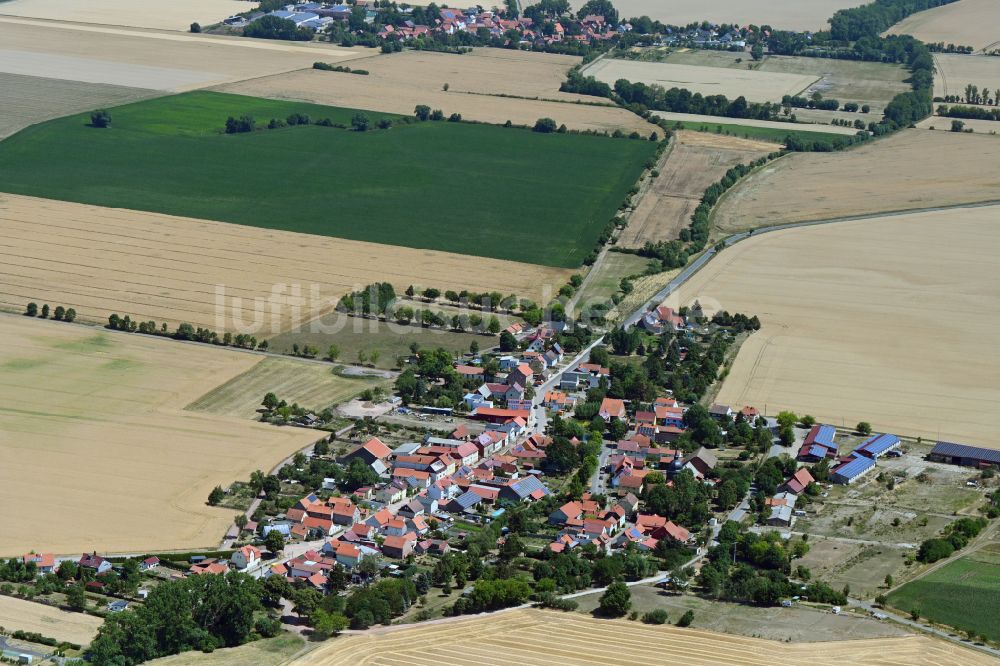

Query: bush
left=642, top=609, right=669, bottom=624
left=598, top=582, right=631, bottom=617
left=533, top=117, right=558, bottom=133
left=676, top=610, right=695, bottom=627
left=90, top=109, right=112, bottom=128
left=190, top=22, right=201, bottom=33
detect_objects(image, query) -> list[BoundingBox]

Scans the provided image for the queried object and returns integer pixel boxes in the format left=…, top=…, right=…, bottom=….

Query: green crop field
left=0, top=91, right=655, bottom=268
left=887, top=548, right=1000, bottom=641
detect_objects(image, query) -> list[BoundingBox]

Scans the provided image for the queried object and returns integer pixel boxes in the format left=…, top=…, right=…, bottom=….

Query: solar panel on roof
left=833, top=454, right=875, bottom=479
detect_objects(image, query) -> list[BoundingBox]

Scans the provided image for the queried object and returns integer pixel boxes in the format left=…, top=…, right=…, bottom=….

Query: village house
left=79, top=553, right=112, bottom=575
left=382, top=533, right=417, bottom=559
left=781, top=467, right=815, bottom=495
left=21, top=553, right=55, bottom=575
left=642, top=305, right=685, bottom=334
left=231, top=545, right=261, bottom=570
left=598, top=397, right=627, bottom=421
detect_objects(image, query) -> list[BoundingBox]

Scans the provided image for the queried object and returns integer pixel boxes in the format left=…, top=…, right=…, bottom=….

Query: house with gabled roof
left=231, top=545, right=261, bottom=570
left=382, top=533, right=417, bottom=559
left=344, top=437, right=393, bottom=467
left=781, top=467, right=815, bottom=495
left=22, top=553, right=55, bottom=575
left=79, top=553, right=111, bottom=574
left=598, top=397, right=626, bottom=421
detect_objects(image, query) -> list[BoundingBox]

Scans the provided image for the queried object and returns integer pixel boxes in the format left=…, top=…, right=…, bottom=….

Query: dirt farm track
left=673, top=205, right=1000, bottom=447
left=291, top=609, right=993, bottom=666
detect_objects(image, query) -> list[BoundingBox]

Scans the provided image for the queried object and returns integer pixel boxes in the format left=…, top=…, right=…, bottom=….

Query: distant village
left=217, top=0, right=760, bottom=51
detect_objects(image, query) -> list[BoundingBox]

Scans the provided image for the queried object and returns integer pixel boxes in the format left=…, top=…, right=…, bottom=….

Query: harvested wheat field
left=0, top=0, right=247, bottom=31
left=619, top=131, right=774, bottom=248
left=932, top=53, right=1000, bottom=100
left=186, top=358, right=389, bottom=419
left=0, top=194, right=569, bottom=334
left=219, top=51, right=659, bottom=135
left=0, top=314, right=317, bottom=555
left=671, top=206, right=1000, bottom=447
left=293, top=608, right=990, bottom=666
left=918, top=116, right=1000, bottom=134
left=0, top=595, right=104, bottom=645
left=886, top=0, right=1000, bottom=52
left=0, top=72, right=160, bottom=139
left=581, top=59, right=817, bottom=103
left=712, top=129, right=1000, bottom=233
left=0, top=18, right=364, bottom=92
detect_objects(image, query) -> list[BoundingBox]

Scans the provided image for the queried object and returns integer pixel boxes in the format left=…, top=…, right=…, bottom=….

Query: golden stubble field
left=581, top=59, right=818, bottom=103
left=672, top=206, right=1000, bottom=447
left=292, top=608, right=991, bottom=666
left=0, top=194, right=570, bottom=335
left=0, top=595, right=104, bottom=645
left=0, top=315, right=318, bottom=555
left=220, top=48, right=661, bottom=135
left=0, top=18, right=365, bottom=91
left=619, top=131, right=775, bottom=247
left=0, top=0, right=246, bottom=31
left=932, top=53, right=1000, bottom=100
left=886, top=0, right=1000, bottom=52
left=712, top=129, right=1000, bottom=233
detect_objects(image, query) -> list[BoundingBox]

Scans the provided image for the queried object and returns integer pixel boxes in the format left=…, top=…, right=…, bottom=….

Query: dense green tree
left=598, top=581, right=631, bottom=617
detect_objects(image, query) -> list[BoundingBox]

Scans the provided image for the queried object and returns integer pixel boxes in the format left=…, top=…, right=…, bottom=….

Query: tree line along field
left=618, top=131, right=775, bottom=248
left=0, top=314, right=316, bottom=555
left=0, top=91, right=656, bottom=268
left=293, top=608, right=992, bottom=666
left=567, top=0, right=869, bottom=32
left=887, top=544, right=1000, bottom=642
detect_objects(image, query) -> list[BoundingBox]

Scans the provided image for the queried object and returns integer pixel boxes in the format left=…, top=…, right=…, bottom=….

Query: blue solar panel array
left=813, top=425, right=837, bottom=447
left=833, top=453, right=875, bottom=481
left=855, top=433, right=900, bottom=457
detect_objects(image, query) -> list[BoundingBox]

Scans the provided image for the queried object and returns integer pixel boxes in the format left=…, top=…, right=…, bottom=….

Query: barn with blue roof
left=854, top=433, right=901, bottom=459
left=797, top=424, right=839, bottom=462
left=831, top=453, right=876, bottom=485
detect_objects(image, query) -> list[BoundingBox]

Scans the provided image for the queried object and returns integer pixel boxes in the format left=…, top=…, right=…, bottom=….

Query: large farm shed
left=928, top=442, right=1000, bottom=468
left=854, top=433, right=900, bottom=459
left=831, top=453, right=876, bottom=485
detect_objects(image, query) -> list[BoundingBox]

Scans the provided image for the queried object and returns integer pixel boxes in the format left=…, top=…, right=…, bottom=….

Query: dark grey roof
left=932, top=441, right=1000, bottom=464
left=507, top=475, right=548, bottom=499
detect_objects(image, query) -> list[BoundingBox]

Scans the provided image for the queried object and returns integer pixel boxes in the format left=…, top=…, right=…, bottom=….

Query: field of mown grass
left=660, top=118, right=852, bottom=145
left=0, top=91, right=656, bottom=268
left=887, top=546, right=1000, bottom=641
